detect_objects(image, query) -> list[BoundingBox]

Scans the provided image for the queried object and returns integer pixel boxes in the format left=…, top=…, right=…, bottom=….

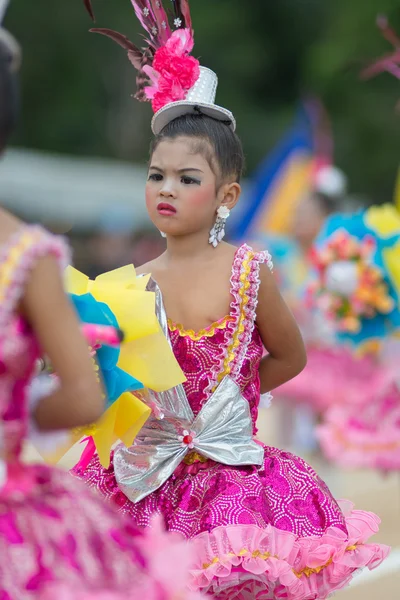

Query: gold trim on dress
left=202, top=544, right=360, bottom=577
left=0, top=230, right=41, bottom=300
left=217, top=251, right=255, bottom=384
left=168, top=315, right=234, bottom=341
left=183, top=451, right=209, bottom=465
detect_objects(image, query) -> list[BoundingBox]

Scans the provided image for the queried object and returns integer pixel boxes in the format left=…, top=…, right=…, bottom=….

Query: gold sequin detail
left=0, top=229, right=42, bottom=305
left=202, top=544, right=359, bottom=576
left=217, top=252, right=254, bottom=384
left=183, top=451, right=209, bottom=465
left=168, top=315, right=234, bottom=341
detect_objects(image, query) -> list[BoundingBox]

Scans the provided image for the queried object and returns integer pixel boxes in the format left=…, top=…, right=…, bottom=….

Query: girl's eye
left=181, top=176, right=200, bottom=185
left=148, top=173, right=163, bottom=182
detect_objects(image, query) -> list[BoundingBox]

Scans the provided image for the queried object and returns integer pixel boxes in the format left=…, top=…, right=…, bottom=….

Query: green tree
left=4, top=0, right=400, bottom=201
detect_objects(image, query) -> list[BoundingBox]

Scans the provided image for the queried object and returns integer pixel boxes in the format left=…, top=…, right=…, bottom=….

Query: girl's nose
left=160, top=180, right=177, bottom=198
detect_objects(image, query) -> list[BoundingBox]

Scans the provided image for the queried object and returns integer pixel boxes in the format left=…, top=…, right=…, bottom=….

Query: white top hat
left=85, top=2, right=236, bottom=137
left=151, top=66, right=236, bottom=134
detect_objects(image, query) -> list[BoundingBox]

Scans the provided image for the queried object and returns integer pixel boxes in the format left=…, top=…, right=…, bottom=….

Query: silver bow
left=113, top=278, right=263, bottom=503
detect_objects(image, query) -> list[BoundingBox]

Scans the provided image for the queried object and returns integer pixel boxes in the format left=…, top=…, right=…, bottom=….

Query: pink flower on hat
left=144, top=29, right=200, bottom=113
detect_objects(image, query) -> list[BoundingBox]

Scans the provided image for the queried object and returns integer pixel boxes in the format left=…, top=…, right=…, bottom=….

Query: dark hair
left=150, top=113, right=245, bottom=184
left=0, top=37, right=19, bottom=150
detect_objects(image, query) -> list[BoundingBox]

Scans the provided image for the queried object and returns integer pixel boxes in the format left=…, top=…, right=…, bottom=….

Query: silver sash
left=113, top=278, right=263, bottom=504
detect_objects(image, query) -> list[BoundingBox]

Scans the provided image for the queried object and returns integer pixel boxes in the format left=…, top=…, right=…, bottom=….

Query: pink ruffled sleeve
left=0, top=225, right=70, bottom=330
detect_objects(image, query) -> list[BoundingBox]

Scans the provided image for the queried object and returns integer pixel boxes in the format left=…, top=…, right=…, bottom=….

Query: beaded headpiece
left=83, top=1, right=235, bottom=134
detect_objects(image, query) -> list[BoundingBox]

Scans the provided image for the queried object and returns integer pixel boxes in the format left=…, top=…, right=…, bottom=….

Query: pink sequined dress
left=75, top=244, right=390, bottom=600
left=0, top=224, right=201, bottom=600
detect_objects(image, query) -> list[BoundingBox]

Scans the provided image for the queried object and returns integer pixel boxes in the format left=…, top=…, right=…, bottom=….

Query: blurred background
left=3, top=0, right=400, bottom=271
left=3, top=1, right=400, bottom=596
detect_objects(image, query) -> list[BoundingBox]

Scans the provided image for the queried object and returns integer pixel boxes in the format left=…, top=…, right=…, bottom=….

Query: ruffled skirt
left=275, top=346, right=387, bottom=414
left=75, top=443, right=390, bottom=599
left=0, top=462, right=201, bottom=600
left=317, top=378, right=400, bottom=473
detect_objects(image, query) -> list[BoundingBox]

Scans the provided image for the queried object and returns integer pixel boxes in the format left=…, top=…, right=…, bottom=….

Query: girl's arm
left=21, top=255, right=104, bottom=430
left=256, top=264, right=307, bottom=394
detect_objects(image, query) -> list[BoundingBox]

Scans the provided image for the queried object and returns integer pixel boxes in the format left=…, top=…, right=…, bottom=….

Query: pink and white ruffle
left=188, top=501, right=389, bottom=600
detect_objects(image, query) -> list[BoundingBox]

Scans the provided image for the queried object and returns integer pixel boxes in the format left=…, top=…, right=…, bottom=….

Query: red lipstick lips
left=157, top=202, right=177, bottom=216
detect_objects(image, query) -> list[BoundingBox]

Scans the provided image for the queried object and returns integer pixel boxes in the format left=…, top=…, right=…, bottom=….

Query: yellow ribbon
left=39, top=393, right=151, bottom=468
left=65, top=264, right=185, bottom=391
left=39, top=264, right=185, bottom=467
left=82, top=392, right=151, bottom=468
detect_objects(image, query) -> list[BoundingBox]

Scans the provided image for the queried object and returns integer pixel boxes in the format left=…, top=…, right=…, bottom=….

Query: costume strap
left=0, top=225, right=70, bottom=332
left=203, top=245, right=273, bottom=394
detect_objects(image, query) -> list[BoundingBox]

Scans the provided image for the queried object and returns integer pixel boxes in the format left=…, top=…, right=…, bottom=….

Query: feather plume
left=135, top=46, right=155, bottom=101
left=128, top=49, right=145, bottom=71
left=83, top=0, right=95, bottom=21
left=91, top=26, right=153, bottom=99
left=83, top=0, right=196, bottom=104
left=171, top=1, right=182, bottom=23
left=361, top=16, right=400, bottom=111
left=361, top=50, right=400, bottom=80
left=150, top=0, right=171, bottom=44
left=177, top=0, right=192, bottom=30
left=377, top=15, right=400, bottom=49
left=361, top=16, right=400, bottom=80
left=90, top=28, right=142, bottom=55
left=130, top=0, right=158, bottom=41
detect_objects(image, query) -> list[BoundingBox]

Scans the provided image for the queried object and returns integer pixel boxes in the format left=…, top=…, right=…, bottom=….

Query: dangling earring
left=159, top=230, right=167, bottom=238
left=209, top=206, right=230, bottom=248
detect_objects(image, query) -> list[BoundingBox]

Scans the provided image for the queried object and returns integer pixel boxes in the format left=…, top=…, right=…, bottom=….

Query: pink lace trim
left=231, top=247, right=273, bottom=379
left=202, top=246, right=245, bottom=396
left=188, top=501, right=389, bottom=600
left=203, top=245, right=273, bottom=396
left=255, top=249, right=274, bottom=272
left=0, top=225, right=70, bottom=332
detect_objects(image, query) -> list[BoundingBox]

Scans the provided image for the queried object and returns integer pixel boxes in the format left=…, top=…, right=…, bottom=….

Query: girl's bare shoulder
left=0, top=209, right=23, bottom=245
left=135, top=255, right=165, bottom=277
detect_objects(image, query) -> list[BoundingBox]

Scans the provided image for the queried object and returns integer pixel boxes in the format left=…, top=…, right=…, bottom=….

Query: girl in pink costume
left=75, top=2, right=390, bottom=599
left=0, top=7, right=201, bottom=599
left=271, top=165, right=350, bottom=452
left=315, top=15, right=400, bottom=474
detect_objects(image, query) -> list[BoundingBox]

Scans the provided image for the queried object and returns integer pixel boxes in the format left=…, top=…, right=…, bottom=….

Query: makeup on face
left=146, top=140, right=220, bottom=235
left=157, top=202, right=177, bottom=216
left=148, top=166, right=203, bottom=186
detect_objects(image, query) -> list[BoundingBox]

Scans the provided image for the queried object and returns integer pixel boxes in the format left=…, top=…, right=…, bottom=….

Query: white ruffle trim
left=28, top=375, right=70, bottom=454
left=259, top=392, right=273, bottom=409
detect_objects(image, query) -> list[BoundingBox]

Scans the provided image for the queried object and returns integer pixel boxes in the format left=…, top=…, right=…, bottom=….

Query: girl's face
left=146, top=137, right=221, bottom=238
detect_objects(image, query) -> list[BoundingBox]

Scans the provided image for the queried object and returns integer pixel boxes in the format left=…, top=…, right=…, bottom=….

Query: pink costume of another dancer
left=315, top=17, right=400, bottom=473
left=76, top=245, right=389, bottom=600
left=0, top=225, right=201, bottom=600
